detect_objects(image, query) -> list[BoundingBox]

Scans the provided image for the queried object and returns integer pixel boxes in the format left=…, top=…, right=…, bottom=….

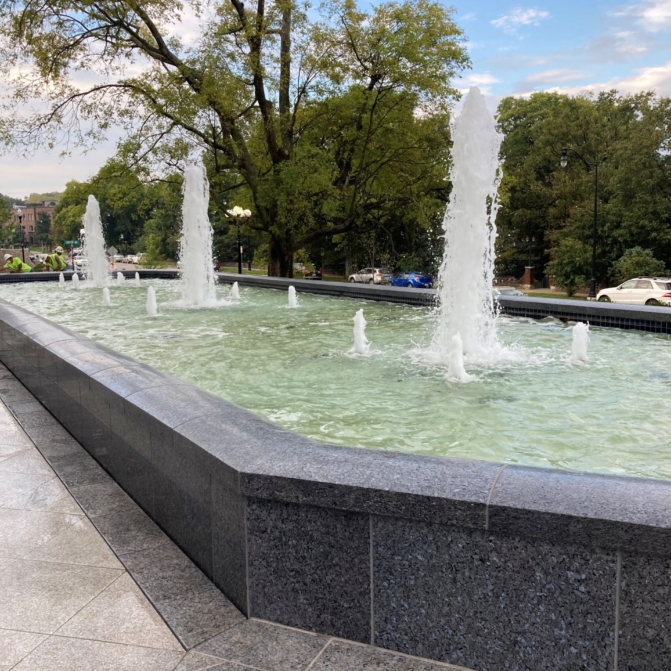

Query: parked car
left=493, top=286, right=525, bottom=298
left=390, top=271, right=433, bottom=288
left=348, top=267, right=391, bottom=284
left=112, top=254, right=124, bottom=263
left=597, top=277, right=671, bottom=305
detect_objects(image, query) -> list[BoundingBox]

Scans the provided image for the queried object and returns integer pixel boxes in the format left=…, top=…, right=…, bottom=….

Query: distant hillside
left=25, top=191, right=63, bottom=204
left=1, top=192, right=24, bottom=207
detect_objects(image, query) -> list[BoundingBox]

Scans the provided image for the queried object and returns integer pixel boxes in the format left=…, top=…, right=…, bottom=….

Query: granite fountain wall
left=0, top=282, right=669, bottom=670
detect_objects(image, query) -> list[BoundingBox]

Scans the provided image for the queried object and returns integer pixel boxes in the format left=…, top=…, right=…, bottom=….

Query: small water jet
left=178, top=163, right=216, bottom=306
left=81, top=195, right=109, bottom=287
left=146, top=287, right=158, bottom=317
left=447, top=333, right=472, bottom=383
left=103, top=288, right=111, bottom=307
left=350, top=309, right=370, bottom=355
left=230, top=282, right=240, bottom=300
left=134, top=272, right=141, bottom=287
left=288, top=286, right=299, bottom=309
left=59, top=272, right=65, bottom=286
left=116, top=272, right=125, bottom=285
left=72, top=273, right=80, bottom=289
left=572, top=323, right=590, bottom=363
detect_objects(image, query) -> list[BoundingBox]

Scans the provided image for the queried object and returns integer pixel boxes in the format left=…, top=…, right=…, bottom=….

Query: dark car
left=213, top=258, right=221, bottom=271
left=390, top=271, right=433, bottom=288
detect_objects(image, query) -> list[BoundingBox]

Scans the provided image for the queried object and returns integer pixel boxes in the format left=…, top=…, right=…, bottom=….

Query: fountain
left=230, top=282, right=240, bottom=301
left=431, top=87, right=507, bottom=368
left=446, top=333, right=472, bottom=382
left=102, top=288, right=111, bottom=306
left=72, top=273, right=80, bottom=289
left=178, top=163, right=216, bottom=307
left=146, top=287, right=158, bottom=317
left=134, top=272, right=141, bottom=287
left=81, top=195, right=109, bottom=287
left=116, top=272, right=125, bottom=285
left=58, top=272, right=65, bottom=286
left=350, top=309, right=370, bottom=355
left=572, top=322, right=590, bottom=362
left=288, top=286, right=299, bottom=309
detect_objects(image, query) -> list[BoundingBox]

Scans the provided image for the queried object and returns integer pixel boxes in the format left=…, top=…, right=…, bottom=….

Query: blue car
left=390, top=271, right=433, bottom=288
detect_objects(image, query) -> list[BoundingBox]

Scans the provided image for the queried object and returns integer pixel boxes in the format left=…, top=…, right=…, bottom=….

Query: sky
left=3, top=0, right=671, bottom=197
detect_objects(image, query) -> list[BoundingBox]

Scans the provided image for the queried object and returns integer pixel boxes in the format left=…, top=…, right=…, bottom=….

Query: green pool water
left=2, top=279, right=671, bottom=480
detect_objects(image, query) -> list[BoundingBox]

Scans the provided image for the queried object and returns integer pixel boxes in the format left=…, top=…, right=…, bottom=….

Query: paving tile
left=0, top=418, right=32, bottom=446
left=196, top=620, right=327, bottom=671
left=0, top=628, right=48, bottom=668
left=58, top=573, right=182, bottom=650
left=23, top=476, right=83, bottom=515
left=0, top=442, right=31, bottom=462
left=0, top=560, right=121, bottom=633
left=47, top=453, right=111, bottom=489
left=27, top=516, right=121, bottom=568
left=173, top=652, right=254, bottom=671
left=13, top=412, right=60, bottom=429
left=92, top=508, right=170, bottom=556
left=310, top=640, right=467, bottom=671
left=0, top=449, right=55, bottom=476
left=69, top=480, right=138, bottom=518
left=120, top=540, right=244, bottom=649
left=0, top=472, right=55, bottom=510
left=13, top=636, right=184, bottom=670
left=0, top=508, right=80, bottom=558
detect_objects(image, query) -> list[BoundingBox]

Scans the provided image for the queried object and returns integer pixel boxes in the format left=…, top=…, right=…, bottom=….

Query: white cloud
left=491, top=8, right=550, bottom=35
left=456, top=73, right=501, bottom=96
left=632, top=0, right=671, bottom=32
left=518, top=69, right=591, bottom=89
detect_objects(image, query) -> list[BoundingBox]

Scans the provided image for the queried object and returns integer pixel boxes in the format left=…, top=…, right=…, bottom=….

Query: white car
left=348, top=267, right=391, bottom=284
left=493, top=286, right=525, bottom=298
left=597, top=277, right=671, bottom=305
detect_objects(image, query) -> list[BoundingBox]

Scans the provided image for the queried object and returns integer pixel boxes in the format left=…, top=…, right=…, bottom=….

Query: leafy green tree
left=35, top=211, right=51, bottom=244
left=546, top=238, right=590, bottom=296
left=0, top=0, right=468, bottom=276
left=612, top=247, right=667, bottom=283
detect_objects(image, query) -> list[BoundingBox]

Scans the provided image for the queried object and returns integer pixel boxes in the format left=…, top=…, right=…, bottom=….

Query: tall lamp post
left=16, top=208, right=25, bottom=262
left=226, top=206, right=252, bottom=274
left=560, top=147, right=607, bottom=299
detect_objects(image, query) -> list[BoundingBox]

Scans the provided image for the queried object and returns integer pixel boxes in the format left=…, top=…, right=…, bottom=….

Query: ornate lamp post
left=226, top=206, right=252, bottom=275
left=16, top=208, right=25, bottom=262
left=560, top=147, right=607, bottom=299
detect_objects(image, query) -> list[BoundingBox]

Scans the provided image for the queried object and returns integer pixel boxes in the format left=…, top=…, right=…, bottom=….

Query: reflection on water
left=2, top=279, right=671, bottom=480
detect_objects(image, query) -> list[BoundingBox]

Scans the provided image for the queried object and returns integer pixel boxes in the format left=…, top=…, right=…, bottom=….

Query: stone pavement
left=0, top=363, right=471, bottom=671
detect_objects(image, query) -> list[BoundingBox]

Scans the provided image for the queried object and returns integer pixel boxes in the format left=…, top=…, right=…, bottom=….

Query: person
left=44, top=246, right=67, bottom=272
left=2, top=254, right=31, bottom=273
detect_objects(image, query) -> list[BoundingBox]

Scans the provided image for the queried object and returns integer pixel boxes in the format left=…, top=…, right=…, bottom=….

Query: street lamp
left=16, top=208, right=25, bottom=262
left=226, top=206, right=252, bottom=274
left=560, top=147, right=607, bottom=299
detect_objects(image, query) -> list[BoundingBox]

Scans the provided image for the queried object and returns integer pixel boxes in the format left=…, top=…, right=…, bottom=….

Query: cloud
left=517, top=69, right=591, bottom=90
left=456, top=73, right=501, bottom=96
left=491, top=8, right=550, bottom=35
left=619, top=0, right=671, bottom=32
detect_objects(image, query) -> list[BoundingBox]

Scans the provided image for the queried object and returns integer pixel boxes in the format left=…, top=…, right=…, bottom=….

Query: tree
left=35, top=211, right=51, bottom=244
left=612, top=247, right=667, bottom=283
left=546, top=238, right=590, bottom=296
left=0, top=0, right=468, bottom=276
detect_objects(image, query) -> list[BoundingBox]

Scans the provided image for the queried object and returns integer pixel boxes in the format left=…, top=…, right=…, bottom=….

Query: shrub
left=612, top=247, right=667, bottom=284
left=546, top=238, right=590, bottom=297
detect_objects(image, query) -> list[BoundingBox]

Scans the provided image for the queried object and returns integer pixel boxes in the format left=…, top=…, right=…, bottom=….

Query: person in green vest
left=2, top=254, right=31, bottom=273
left=44, top=246, right=67, bottom=272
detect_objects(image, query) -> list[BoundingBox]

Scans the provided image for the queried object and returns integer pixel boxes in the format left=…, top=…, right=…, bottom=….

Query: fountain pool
left=0, top=278, right=670, bottom=480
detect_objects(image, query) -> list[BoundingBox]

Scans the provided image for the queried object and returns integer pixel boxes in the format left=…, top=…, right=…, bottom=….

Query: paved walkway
left=0, top=364, right=470, bottom=671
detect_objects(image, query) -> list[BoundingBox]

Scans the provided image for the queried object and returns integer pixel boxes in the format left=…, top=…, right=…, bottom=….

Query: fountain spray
left=230, top=282, right=240, bottom=300
left=350, top=309, right=370, bottom=355
left=58, top=272, right=65, bottom=286
left=116, top=272, right=125, bottom=284
left=146, top=287, right=158, bottom=317
left=134, top=272, right=141, bottom=287
left=288, top=286, right=299, bottom=309
left=571, top=323, right=590, bottom=363
left=81, top=195, right=109, bottom=287
left=102, top=288, right=111, bottom=306
left=72, top=273, right=80, bottom=289
left=432, top=87, right=504, bottom=365
left=447, top=333, right=472, bottom=383
left=178, top=163, right=216, bottom=306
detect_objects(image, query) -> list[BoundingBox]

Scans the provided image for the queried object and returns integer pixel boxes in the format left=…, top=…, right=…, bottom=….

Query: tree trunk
left=267, top=235, right=294, bottom=277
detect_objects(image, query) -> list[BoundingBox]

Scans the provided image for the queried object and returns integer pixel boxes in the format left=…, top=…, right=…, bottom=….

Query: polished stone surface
left=618, top=553, right=671, bottom=670
left=247, top=498, right=371, bottom=642
left=373, top=515, right=617, bottom=670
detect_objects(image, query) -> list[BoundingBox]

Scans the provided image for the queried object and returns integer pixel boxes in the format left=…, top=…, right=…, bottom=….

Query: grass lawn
left=525, top=291, right=588, bottom=301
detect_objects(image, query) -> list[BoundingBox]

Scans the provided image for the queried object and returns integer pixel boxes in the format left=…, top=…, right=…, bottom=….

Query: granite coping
left=0, top=298, right=670, bottom=556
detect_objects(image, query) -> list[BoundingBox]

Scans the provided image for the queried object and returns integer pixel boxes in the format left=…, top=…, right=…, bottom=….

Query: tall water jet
left=116, top=272, right=125, bottom=285
left=178, top=163, right=216, bottom=306
left=350, top=309, right=370, bottom=355
left=572, top=322, right=590, bottom=363
left=58, top=272, right=65, bottom=286
left=432, top=87, right=504, bottom=364
left=446, top=333, right=472, bottom=383
left=102, top=287, right=111, bottom=306
left=230, top=282, right=240, bottom=300
left=146, top=287, right=158, bottom=317
left=81, top=195, right=109, bottom=287
left=288, top=286, right=299, bottom=309
left=72, top=273, right=80, bottom=289
left=134, top=272, right=141, bottom=287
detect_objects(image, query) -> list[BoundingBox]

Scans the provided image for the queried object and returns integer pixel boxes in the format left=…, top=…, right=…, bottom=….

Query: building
left=7, top=201, right=57, bottom=244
